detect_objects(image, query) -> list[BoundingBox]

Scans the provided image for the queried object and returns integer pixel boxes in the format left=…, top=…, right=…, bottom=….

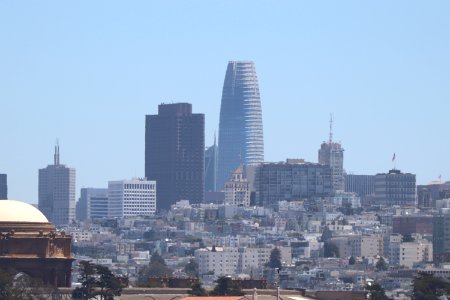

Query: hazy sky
left=1, top=1, right=449, bottom=204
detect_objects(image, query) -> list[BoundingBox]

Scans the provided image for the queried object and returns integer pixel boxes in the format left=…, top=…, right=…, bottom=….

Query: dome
left=0, top=200, right=49, bottom=223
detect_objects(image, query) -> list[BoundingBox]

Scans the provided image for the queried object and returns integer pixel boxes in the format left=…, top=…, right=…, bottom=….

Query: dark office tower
left=38, top=143, right=76, bottom=225
left=217, top=61, right=264, bottom=190
left=0, top=174, right=7, bottom=199
left=205, top=138, right=218, bottom=192
left=318, top=117, right=344, bottom=193
left=145, top=103, right=204, bottom=211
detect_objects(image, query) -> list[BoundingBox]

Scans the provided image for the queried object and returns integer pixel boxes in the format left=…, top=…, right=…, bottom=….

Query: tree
left=137, top=252, right=173, bottom=286
left=413, top=272, right=450, bottom=300
left=375, top=257, right=388, bottom=271
left=323, top=242, right=339, bottom=258
left=266, top=248, right=282, bottom=269
left=184, top=259, right=199, bottom=278
left=73, top=261, right=127, bottom=300
left=349, top=256, right=356, bottom=265
left=366, top=282, right=389, bottom=300
left=210, top=276, right=244, bottom=296
left=73, top=261, right=97, bottom=299
left=95, top=265, right=126, bottom=300
left=188, top=282, right=208, bottom=296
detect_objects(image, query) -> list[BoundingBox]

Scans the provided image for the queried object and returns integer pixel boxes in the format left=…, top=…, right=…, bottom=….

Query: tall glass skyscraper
left=217, top=61, right=264, bottom=190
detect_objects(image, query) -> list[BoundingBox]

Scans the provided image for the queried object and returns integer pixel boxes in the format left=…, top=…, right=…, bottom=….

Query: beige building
left=224, top=166, right=250, bottom=207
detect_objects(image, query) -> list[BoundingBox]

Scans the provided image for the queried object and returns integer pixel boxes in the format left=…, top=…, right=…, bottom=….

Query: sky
left=0, top=1, right=449, bottom=204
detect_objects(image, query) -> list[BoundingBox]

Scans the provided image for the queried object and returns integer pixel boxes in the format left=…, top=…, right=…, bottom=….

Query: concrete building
left=38, top=143, right=76, bottom=226
left=108, top=178, right=156, bottom=218
left=399, top=239, right=433, bottom=268
left=360, top=235, right=384, bottom=258
left=330, top=191, right=361, bottom=208
left=224, top=166, right=250, bottom=207
left=417, top=181, right=450, bottom=209
left=433, top=213, right=450, bottom=256
left=318, top=118, right=344, bottom=193
left=374, top=169, right=416, bottom=206
left=255, top=159, right=332, bottom=207
left=328, top=235, right=361, bottom=258
left=195, top=245, right=290, bottom=278
left=77, top=188, right=109, bottom=220
left=217, top=61, right=264, bottom=190
left=345, top=174, right=375, bottom=204
left=392, top=215, right=433, bottom=236
left=145, top=103, right=204, bottom=210
left=0, top=173, right=7, bottom=199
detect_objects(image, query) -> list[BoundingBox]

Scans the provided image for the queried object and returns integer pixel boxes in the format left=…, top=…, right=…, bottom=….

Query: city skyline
left=0, top=1, right=449, bottom=203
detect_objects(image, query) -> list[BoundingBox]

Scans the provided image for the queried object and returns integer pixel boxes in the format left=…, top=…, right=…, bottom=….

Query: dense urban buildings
left=108, top=178, right=156, bottom=218
left=318, top=120, right=344, bottom=193
left=38, top=143, right=76, bottom=225
left=217, top=61, right=264, bottom=190
left=374, top=169, right=416, bottom=206
left=0, top=173, right=7, bottom=199
left=224, top=166, right=250, bottom=207
left=204, top=140, right=218, bottom=192
left=76, top=188, right=108, bottom=220
left=417, top=181, right=450, bottom=209
left=145, top=103, right=205, bottom=210
left=344, top=174, right=375, bottom=202
left=255, top=159, right=332, bottom=207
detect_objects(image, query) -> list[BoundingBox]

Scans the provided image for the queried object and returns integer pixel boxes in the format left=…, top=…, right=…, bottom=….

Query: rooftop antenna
left=54, top=139, right=60, bottom=166
left=329, top=114, right=333, bottom=144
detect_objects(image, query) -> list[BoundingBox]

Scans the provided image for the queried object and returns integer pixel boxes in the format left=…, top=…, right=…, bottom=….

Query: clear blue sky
left=1, top=1, right=449, bottom=203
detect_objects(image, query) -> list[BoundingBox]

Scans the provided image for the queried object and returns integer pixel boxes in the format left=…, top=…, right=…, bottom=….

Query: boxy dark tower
left=145, top=103, right=205, bottom=211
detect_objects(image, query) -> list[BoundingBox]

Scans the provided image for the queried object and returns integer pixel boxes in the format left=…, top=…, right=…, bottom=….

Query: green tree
left=366, top=282, right=389, bottom=300
left=324, top=242, right=339, bottom=258
left=413, top=272, right=450, bottom=300
left=73, top=261, right=127, bottom=300
left=184, top=259, right=199, bottom=278
left=138, top=252, right=173, bottom=286
left=188, top=282, right=208, bottom=296
left=375, top=257, right=388, bottom=271
left=95, top=265, right=126, bottom=300
left=73, top=261, right=97, bottom=299
left=210, top=276, right=244, bottom=296
left=266, top=248, right=282, bottom=269
left=349, top=256, right=356, bottom=265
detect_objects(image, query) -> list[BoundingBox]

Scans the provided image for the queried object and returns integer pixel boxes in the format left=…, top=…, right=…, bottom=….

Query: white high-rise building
left=108, top=178, right=156, bottom=218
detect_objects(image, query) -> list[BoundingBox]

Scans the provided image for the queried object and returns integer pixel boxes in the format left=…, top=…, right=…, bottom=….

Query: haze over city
left=1, top=1, right=449, bottom=203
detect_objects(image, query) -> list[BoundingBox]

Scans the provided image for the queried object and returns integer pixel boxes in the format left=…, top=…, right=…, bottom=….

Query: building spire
left=54, top=139, right=60, bottom=166
left=329, top=114, right=333, bottom=144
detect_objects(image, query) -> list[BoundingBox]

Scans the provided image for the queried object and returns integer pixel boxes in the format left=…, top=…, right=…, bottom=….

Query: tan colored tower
left=224, top=166, right=250, bottom=207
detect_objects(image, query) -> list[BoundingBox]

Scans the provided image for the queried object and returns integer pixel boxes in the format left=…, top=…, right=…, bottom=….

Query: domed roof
left=0, top=200, right=49, bottom=223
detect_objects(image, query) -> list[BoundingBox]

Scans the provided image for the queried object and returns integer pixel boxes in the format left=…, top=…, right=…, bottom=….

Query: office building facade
left=255, top=159, right=332, bottom=207
left=345, top=174, right=375, bottom=202
left=0, top=174, right=7, bottom=199
left=108, top=178, right=156, bottom=218
left=318, top=142, right=344, bottom=193
left=77, top=188, right=109, bottom=220
left=217, top=61, right=264, bottom=190
left=145, top=103, right=205, bottom=210
left=374, top=169, right=416, bottom=206
left=38, top=144, right=76, bottom=225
